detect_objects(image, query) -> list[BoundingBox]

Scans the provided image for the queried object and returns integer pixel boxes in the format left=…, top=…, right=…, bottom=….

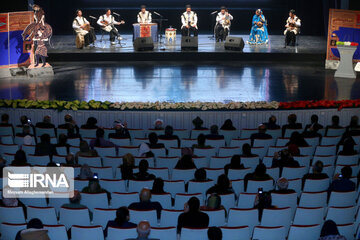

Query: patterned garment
left=319, top=235, right=347, bottom=240
left=35, top=41, right=47, bottom=57
left=248, top=14, right=269, bottom=45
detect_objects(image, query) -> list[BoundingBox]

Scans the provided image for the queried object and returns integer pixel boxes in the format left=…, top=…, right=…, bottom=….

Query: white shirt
left=97, top=14, right=119, bottom=27
left=216, top=12, right=233, bottom=25
left=72, top=16, right=89, bottom=30
left=137, top=11, right=152, bottom=23
left=286, top=16, right=301, bottom=28
left=181, top=11, right=198, bottom=28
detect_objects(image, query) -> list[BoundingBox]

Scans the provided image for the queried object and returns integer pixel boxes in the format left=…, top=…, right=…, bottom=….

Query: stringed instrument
left=100, top=20, right=125, bottom=26
left=257, top=22, right=263, bottom=27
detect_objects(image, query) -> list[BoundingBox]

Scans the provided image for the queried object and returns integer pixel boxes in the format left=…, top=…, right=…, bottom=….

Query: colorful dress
left=248, top=14, right=269, bottom=45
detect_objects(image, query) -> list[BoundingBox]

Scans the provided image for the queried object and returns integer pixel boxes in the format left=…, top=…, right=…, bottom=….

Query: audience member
left=35, top=115, right=55, bottom=129
left=77, top=164, right=94, bottom=179
left=224, top=155, right=245, bottom=175
left=205, top=125, right=224, bottom=140
left=207, top=227, right=223, bottom=240
left=175, top=154, right=196, bottom=169
left=192, top=168, right=210, bottom=182
left=138, top=142, right=155, bottom=158
left=206, top=174, right=234, bottom=195
left=319, top=220, right=346, bottom=240
left=287, top=144, right=301, bottom=156
left=82, top=178, right=111, bottom=202
left=151, top=178, right=166, bottom=194
left=126, top=221, right=159, bottom=240
left=302, top=123, right=322, bottom=138
left=90, top=128, right=117, bottom=149
left=81, top=117, right=98, bottom=129
left=104, top=207, right=136, bottom=237
left=328, top=166, right=356, bottom=193
left=15, top=218, right=49, bottom=240
left=58, top=114, right=79, bottom=134
left=282, top=114, right=302, bottom=137
left=147, top=132, right=165, bottom=148
left=338, top=137, right=358, bottom=156
left=75, top=141, right=98, bottom=162
left=286, top=131, right=309, bottom=147
left=158, top=125, right=181, bottom=147
left=244, top=163, right=273, bottom=191
left=1, top=187, right=26, bottom=217
left=263, top=115, right=280, bottom=130
left=240, top=143, right=258, bottom=158
left=128, top=188, right=163, bottom=219
left=11, top=150, right=30, bottom=166
left=254, top=191, right=275, bottom=221
left=304, top=114, right=323, bottom=132
left=16, top=125, right=34, bottom=145
left=56, top=134, right=70, bottom=153
left=326, top=115, right=342, bottom=130
left=35, top=134, right=57, bottom=157
left=302, top=161, right=329, bottom=189
left=67, top=123, right=82, bottom=139
left=62, top=190, right=87, bottom=209
left=346, top=115, right=360, bottom=131
left=133, top=159, right=156, bottom=180
left=108, top=120, right=131, bottom=139
left=177, top=197, right=209, bottom=233
left=17, top=115, right=32, bottom=128
left=153, top=119, right=164, bottom=130
left=200, top=194, right=224, bottom=212
left=220, top=119, right=236, bottom=130
left=193, top=134, right=211, bottom=149
left=271, top=178, right=296, bottom=194
left=0, top=113, right=13, bottom=128
left=250, top=124, right=272, bottom=146
left=192, top=116, right=208, bottom=130
left=120, top=153, right=135, bottom=180
left=62, top=153, right=80, bottom=167
left=271, top=149, right=300, bottom=175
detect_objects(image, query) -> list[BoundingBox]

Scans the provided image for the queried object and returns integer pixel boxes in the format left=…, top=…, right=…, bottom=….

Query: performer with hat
left=215, top=6, right=233, bottom=42
left=181, top=5, right=198, bottom=37
left=137, top=5, right=152, bottom=23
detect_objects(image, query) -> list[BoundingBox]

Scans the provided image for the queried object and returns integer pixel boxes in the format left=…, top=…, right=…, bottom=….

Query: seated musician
left=181, top=5, right=198, bottom=37
left=97, top=9, right=124, bottom=45
left=137, top=5, right=152, bottom=24
left=284, top=9, right=301, bottom=46
left=215, top=6, right=233, bottom=42
left=248, top=9, right=268, bottom=45
left=73, top=10, right=96, bottom=48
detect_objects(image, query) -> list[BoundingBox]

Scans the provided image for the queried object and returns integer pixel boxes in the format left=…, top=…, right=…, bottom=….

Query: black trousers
left=285, top=31, right=297, bottom=46
left=84, top=27, right=96, bottom=46
left=215, top=25, right=229, bottom=41
left=181, top=26, right=198, bottom=37
left=109, top=28, right=120, bottom=42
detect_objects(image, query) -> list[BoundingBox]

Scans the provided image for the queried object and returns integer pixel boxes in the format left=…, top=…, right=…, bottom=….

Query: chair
left=44, top=224, right=68, bottom=240
left=218, top=193, right=236, bottom=212
left=53, top=155, right=67, bottom=164
left=0, top=143, right=19, bottom=155
left=103, top=156, right=122, bottom=175
left=288, top=178, right=302, bottom=197
left=90, top=167, right=113, bottom=179
left=209, top=156, right=231, bottom=168
left=131, top=138, right=148, bottom=147
left=27, top=154, right=50, bottom=165
left=260, top=207, right=292, bottom=232
left=326, top=128, right=345, bottom=137
left=48, top=193, right=69, bottom=215
left=251, top=147, right=267, bottom=159
left=0, top=126, right=13, bottom=136
left=230, top=138, right=251, bottom=149
left=181, top=138, right=197, bottom=148
left=74, top=179, right=89, bottom=191
left=241, top=157, right=260, bottom=170
left=271, top=192, right=297, bottom=216
left=180, top=227, right=208, bottom=240
left=104, top=128, right=115, bottom=140
left=174, top=193, right=203, bottom=210
left=150, top=147, right=166, bottom=158
left=267, top=129, right=282, bottom=140
left=69, top=146, right=80, bottom=153
left=94, top=146, right=116, bottom=157
left=1, top=135, right=13, bottom=144
left=320, top=136, right=341, bottom=146
left=299, top=146, right=314, bottom=156
left=314, top=145, right=336, bottom=156
left=206, top=139, right=226, bottom=149
left=168, top=147, right=182, bottom=157
left=128, top=180, right=154, bottom=193
left=2, top=153, right=14, bottom=162
left=188, top=180, right=215, bottom=197
left=128, top=129, right=146, bottom=138
left=134, top=157, right=155, bottom=168
left=0, top=206, right=26, bottom=224
left=14, top=136, right=35, bottom=145
left=36, top=127, right=56, bottom=137
left=59, top=207, right=91, bottom=229
left=221, top=226, right=251, bottom=240
left=99, top=179, right=126, bottom=193
left=276, top=138, right=290, bottom=147
left=218, top=147, right=241, bottom=157
left=191, top=129, right=210, bottom=139
left=164, top=180, right=185, bottom=198
left=22, top=144, right=35, bottom=155
left=157, top=157, right=179, bottom=171
left=202, top=209, right=226, bottom=227
left=328, top=191, right=357, bottom=207
left=293, top=207, right=325, bottom=225
left=253, top=138, right=275, bottom=149
left=81, top=192, right=109, bottom=212
left=19, top=197, right=47, bottom=207
left=336, top=155, right=358, bottom=165
left=205, top=168, right=224, bottom=181
left=150, top=227, right=177, bottom=240
left=303, top=178, right=330, bottom=192
left=78, top=156, right=102, bottom=167
left=172, top=169, right=196, bottom=182
left=293, top=155, right=311, bottom=168
left=151, top=193, right=172, bottom=209
left=227, top=208, right=259, bottom=231
left=72, top=225, right=104, bottom=240
left=159, top=209, right=183, bottom=227
left=337, top=223, right=355, bottom=240
left=118, top=146, right=139, bottom=156
left=227, top=168, right=252, bottom=180
left=106, top=226, right=137, bottom=240
left=326, top=206, right=356, bottom=225
left=148, top=168, right=169, bottom=180
left=281, top=166, right=307, bottom=180
left=252, top=226, right=286, bottom=240
left=67, top=138, right=80, bottom=146
left=240, top=129, right=257, bottom=139
left=79, top=128, right=97, bottom=138
left=111, top=192, right=139, bottom=208
left=193, top=147, right=217, bottom=160
left=284, top=128, right=303, bottom=138
left=193, top=156, right=209, bottom=168
left=173, top=129, right=190, bottom=139
left=158, top=138, right=178, bottom=149
left=129, top=209, right=158, bottom=226
left=310, top=165, right=334, bottom=178
left=246, top=179, right=274, bottom=193
left=109, top=137, right=130, bottom=146
left=287, top=224, right=321, bottom=240
left=231, top=179, right=244, bottom=196
left=299, top=191, right=327, bottom=208
left=92, top=208, right=117, bottom=229
left=27, top=206, right=57, bottom=225
left=0, top=223, right=27, bottom=240
left=304, top=137, right=320, bottom=148
left=267, top=146, right=287, bottom=156
left=219, top=130, right=239, bottom=146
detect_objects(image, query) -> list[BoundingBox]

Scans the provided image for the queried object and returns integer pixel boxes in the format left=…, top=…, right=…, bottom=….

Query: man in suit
left=35, top=134, right=57, bottom=157
left=205, top=125, right=224, bottom=140
left=58, top=114, right=80, bottom=134
left=35, top=115, right=55, bottom=129
left=250, top=124, right=272, bottom=146
left=128, top=188, right=163, bottom=219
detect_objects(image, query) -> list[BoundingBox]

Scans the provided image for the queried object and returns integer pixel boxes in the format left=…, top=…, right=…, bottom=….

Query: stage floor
left=0, top=61, right=359, bottom=103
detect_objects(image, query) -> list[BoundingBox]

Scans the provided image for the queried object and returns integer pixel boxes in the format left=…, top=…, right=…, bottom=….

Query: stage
left=47, top=34, right=326, bottom=62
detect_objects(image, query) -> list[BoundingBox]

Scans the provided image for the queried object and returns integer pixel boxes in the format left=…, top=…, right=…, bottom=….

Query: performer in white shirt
left=137, top=5, right=152, bottom=23
left=97, top=9, right=125, bottom=45
left=181, top=5, right=198, bottom=37
left=284, top=9, right=301, bottom=46
left=73, top=10, right=96, bottom=47
left=215, top=6, right=233, bottom=42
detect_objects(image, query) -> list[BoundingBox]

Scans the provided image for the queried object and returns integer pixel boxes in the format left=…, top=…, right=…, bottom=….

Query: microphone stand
left=153, top=12, right=167, bottom=47
left=209, top=11, right=217, bottom=40
left=113, top=13, right=125, bottom=47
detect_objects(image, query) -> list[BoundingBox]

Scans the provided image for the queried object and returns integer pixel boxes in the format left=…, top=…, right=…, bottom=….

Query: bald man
left=250, top=124, right=272, bottom=146
left=128, top=188, right=163, bottom=219
left=126, top=221, right=159, bottom=240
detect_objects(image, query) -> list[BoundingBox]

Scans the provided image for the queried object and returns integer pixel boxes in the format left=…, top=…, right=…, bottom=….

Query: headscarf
left=139, top=142, right=151, bottom=157
left=320, top=220, right=340, bottom=237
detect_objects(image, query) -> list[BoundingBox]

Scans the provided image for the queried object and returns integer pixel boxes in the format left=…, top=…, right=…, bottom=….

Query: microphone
left=210, top=10, right=218, bottom=15
left=153, top=11, right=162, bottom=17
left=113, top=12, right=120, bottom=16
left=89, top=16, right=96, bottom=20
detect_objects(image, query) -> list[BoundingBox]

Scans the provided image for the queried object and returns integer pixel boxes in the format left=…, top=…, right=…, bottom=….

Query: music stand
left=153, top=15, right=168, bottom=44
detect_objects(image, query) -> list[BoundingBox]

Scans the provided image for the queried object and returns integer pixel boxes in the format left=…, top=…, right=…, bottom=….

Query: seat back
left=218, top=147, right=241, bottom=157
left=109, top=137, right=130, bottom=146
left=174, top=193, right=203, bottom=210
left=128, top=180, right=154, bottom=193
left=230, top=138, right=251, bottom=149
left=81, top=192, right=109, bottom=212
left=246, top=179, right=274, bottom=193
left=287, top=224, right=321, bottom=240
left=303, top=178, right=330, bottom=192
left=205, top=168, right=224, bottom=181
left=293, top=207, right=324, bottom=225
left=164, top=180, right=185, bottom=198
left=93, top=208, right=116, bottom=229
left=151, top=193, right=172, bottom=209
left=27, top=206, right=57, bottom=225
left=0, top=223, right=27, bottom=240
left=172, top=169, right=196, bottom=182
left=227, top=168, right=251, bottom=180
left=227, top=208, right=258, bottom=231
left=299, top=192, right=327, bottom=208
left=219, top=130, right=239, bottom=146
left=260, top=207, right=292, bottom=232
left=71, top=225, right=104, bottom=240
left=231, top=180, right=244, bottom=196
left=191, top=129, right=210, bottom=139
left=326, top=128, right=345, bottom=137
left=44, top=224, right=68, bottom=240
left=158, top=138, right=178, bottom=149
left=90, top=167, right=113, bottom=179
left=241, top=157, right=260, bottom=170
left=314, top=145, right=336, bottom=156
left=221, top=226, right=251, bottom=240
left=328, top=191, right=357, bottom=207
left=0, top=206, right=26, bottom=224
left=281, top=167, right=307, bottom=180
left=111, top=192, right=139, bottom=208
left=253, top=226, right=286, bottom=240
left=193, top=147, right=217, bottom=160
left=59, top=207, right=91, bottom=229
left=107, top=226, right=137, bottom=240
left=99, top=179, right=126, bottom=193
left=78, top=156, right=102, bottom=167
left=148, top=168, right=169, bottom=180
left=188, top=180, right=215, bottom=197
left=209, top=156, right=231, bottom=168
left=129, top=209, right=158, bottom=226
left=150, top=227, right=177, bottom=240
left=79, top=128, right=97, bottom=138
left=202, top=209, right=226, bottom=227
left=159, top=209, right=183, bottom=227
left=325, top=206, right=356, bottom=225
left=180, top=227, right=208, bottom=240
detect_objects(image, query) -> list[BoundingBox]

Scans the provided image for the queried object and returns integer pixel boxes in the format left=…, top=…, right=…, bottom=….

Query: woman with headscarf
left=220, top=119, right=236, bottom=130
left=247, top=9, right=268, bottom=45
left=224, top=155, right=245, bottom=175
left=75, top=140, right=98, bottom=163
left=120, top=153, right=135, bottom=180
left=319, top=220, right=346, bottom=240
left=15, top=218, right=50, bottom=240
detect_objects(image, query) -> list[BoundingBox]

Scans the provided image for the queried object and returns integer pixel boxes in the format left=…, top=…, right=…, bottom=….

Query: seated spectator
left=1, top=187, right=26, bottom=217
left=271, top=149, right=300, bottom=175
left=120, top=153, right=135, bottom=180
left=58, top=114, right=80, bottom=134
left=35, top=115, right=55, bottom=129
left=250, top=124, right=272, bottom=146
left=133, top=159, right=156, bottom=181
left=128, top=188, right=163, bottom=219
left=81, top=117, right=98, bottom=129
left=326, top=115, right=343, bottom=133
left=35, top=134, right=57, bottom=157
left=220, top=119, right=236, bottom=130
left=328, top=166, right=356, bottom=193
left=67, top=124, right=82, bottom=139
left=77, top=164, right=94, bottom=179
left=108, top=120, right=131, bottom=139
left=15, top=218, right=49, bottom=240
left=319, top=220, right=346, bottom=240
left=302, top=161, right=329, bottom=189
left=346, top=115, right=360, bottom=132
left=0, top=113, right=13, bottom=128
left=224, top=155, right=245, bottom=175
left=192, top=116, right=208, bottom=130
left=206, top=174, right=234, bottom=195
left=90, top=128, right=117, bottom=149
left=175, top=154, right=196, bottom=169
left=16, top=115, right=32, bottom=128
left=62, top=154, right=80, bottom=167
left=287, top=144, right=301, bottom=157
left=338, top=137, right=358, bottom=156
left=16, top=125, right=34, bottom=145
left=147, top=132, right=165, bottom=149
left=56, top=134, right=70, bottom=154
left=82, top=178, right=111, bottom=202
left=282, top=113, right=302, bottom=137
left=153, top=119, right=164, bottom=130
left=11, top=150, right=30, bottom=166
left=62, top=190, right=88, bottom=209
left=302, top=123, right=322, bottom=139
left=151, top=178, right=166, bottom=194
left=192, top=134, right=211, bottom=149
left=126, top=221, right=159, bottom=240
left=138, top=142, right=155, bottom=158
left=244, top=163, right=273, bottom=191
left=205, top=125, right=224, bottom=140
left=304, top=114, right=323, bottom=132
left=208, top=227, right=223, bottom=240
left=271, top=178, right=296, bottom=194
left=254, top=191, right=275, bottom=221
left=263, top=115, right=280, bottom=130
left=240, top=143, right=258, bottom=158
left=158, top=125, right=181, bottom=147
left=286, top=131, right=309, bottom=147
left=200, top=194, right=225, bottom=214
left=75, top=141, right=98, bottom=163
left=192, top=168, right=210, bottom=182
left=177, top=197, right=209, bottom=233
left=104, top=207, right=136, bottom=237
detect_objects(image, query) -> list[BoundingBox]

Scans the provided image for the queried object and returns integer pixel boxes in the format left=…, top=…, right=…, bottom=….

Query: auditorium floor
left=0, top=61, right=359, bottom=103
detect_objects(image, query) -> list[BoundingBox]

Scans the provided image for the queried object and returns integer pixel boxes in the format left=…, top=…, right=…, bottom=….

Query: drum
left=165, top=28, right=176, bottom=42
left=75, top=34, right=85, bottom=49
left=133, top=23, right=158, bottom=42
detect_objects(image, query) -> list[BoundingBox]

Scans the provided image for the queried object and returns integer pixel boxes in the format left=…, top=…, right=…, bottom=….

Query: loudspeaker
left=181, top=36, right=198, bottom=50
left=133, top=37, right=154, bottom=51
left=224, top=36, right=245, bottom=51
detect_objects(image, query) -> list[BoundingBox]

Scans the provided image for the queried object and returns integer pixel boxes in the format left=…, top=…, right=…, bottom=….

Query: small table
left=133, top=23, right=158, bottom=42
left=335, top=45, right=357, bottom=78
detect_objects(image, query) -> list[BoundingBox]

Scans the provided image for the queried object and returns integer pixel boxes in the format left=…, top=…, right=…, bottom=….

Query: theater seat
left=180, top=227, right=208, bottom=240
left=71, top=225, right=104, bottom=240
left=287, top=224, right=321, bottom=240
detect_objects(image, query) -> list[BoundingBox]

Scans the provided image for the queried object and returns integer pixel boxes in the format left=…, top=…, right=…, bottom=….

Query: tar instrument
left=257, top=21, right=263, bottom=27
left=101, top=20, right=125, bottom=26
left=222, top=13, right=231, bottom=28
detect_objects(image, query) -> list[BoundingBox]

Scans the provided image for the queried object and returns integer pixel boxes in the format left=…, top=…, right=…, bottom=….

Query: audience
left=250, top=124, right=272, bottom=146
left=151, top=178, right=166, bottom=194
left=319, top=220, right=347, bottom=240
left=108, top=120, right=131, bottom=139
left=77, top=164, right=94, bottom=179
left=282, top=114, right=302, bottom=137
left=56, top=134, right=70, bottom=153
left=67, top=123, right=82, bottom=139
left=224, top=155, right=245, bottom=175
left=147, top=132, right=165, bottom=149
left=220, top=119, right=236, bottom=130
left=177, top=197, right=209, bottom=233
left=175, top=154, right=196, bottom=169
left=241, top=143, right=258, bottom=158
left=11, top=150, right=30, bottom=166
left=304, top=114, right=323, bottom=132
left=133, top=159, right=156, bottom=180
left=120, top=153, right=135, bottom=180
left=286, top=131, right=309, bottom=147
left=206, top=174, right=234, bottom=195
left=205, top=125, right=224, bottom=140
left=90, top=128, right=117, bottom=149
left=82, top=178, right=111, bottom=202
left=263, top=115, right=280, bottom=130
left=192, top=116, right=208, bottom=130
left=271, top=178, right=296, bottom=194
left=128, top=188, right=163, bottom=219
left=35, top=115, right=55, bottom=129
left=58, top=114, right=79, bottom=134
left=193, top=134, right=211, bottom=149
left=138, top=142, right=155, bottom=158
left=244, top=163, right=273, bottom=191
left=207, top=227, right=223, bottom=240
left=302, top=161, right=329, bottom=189
left=126, top=221, right=159, bottom=240
left=15, top=218, right=50, bottom=240
left=338, top=137, right=358, bottom=156
left=104, top=207, right=136, bottom=237
left=81, top=117, right=98, bottom=129
left=153, top=119, right=164, bottom=130
left=0, top=113, right=13, bottom=128
left=328, top=166, right=356, bottom=193
left=271, top=148, right=300, bottom=175
left=16, top=125, right=34, bottom=145
left=35, top=134, right=58, bottom=157
left=75, top=140, right=98, bottom=162
left=158, top=125, right=181, bottom=147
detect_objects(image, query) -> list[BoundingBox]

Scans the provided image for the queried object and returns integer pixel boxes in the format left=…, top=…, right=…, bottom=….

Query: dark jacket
left=35, top=142, right=58, bottom=157
left=177, top=211, right=209, bottom=233
left=128, top=201, right=163, bottom=219
left=104, top=220, right=136, bottom=237
left=250, top=132, right=272, bottom=146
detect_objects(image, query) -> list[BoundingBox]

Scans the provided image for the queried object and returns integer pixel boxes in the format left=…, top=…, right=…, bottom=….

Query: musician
left=73, top=10, right=96, bottom=47
left=97, top=9, right=123, bottom=45
left=247, top=9, right=268, bottom=45
left=284, top=9, right=301, bottom=46
left=181, top=5, right=198, bottom=37
left=137, top=5, right=152, bottom=23
left=215, top=6, right=233, bottom=42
